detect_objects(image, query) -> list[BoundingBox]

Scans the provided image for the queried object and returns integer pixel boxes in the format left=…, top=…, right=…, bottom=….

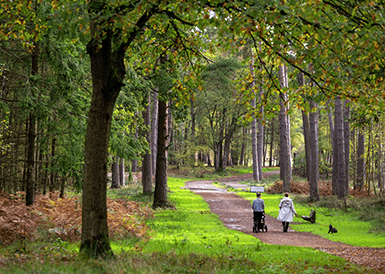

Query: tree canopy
left=1, top=0, right=384, bottom=258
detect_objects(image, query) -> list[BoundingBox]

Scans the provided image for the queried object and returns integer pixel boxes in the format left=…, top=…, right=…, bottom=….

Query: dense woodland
left=0, top=0, right=384, bottom=257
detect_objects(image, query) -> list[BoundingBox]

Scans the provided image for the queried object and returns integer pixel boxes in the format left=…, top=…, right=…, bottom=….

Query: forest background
left=0, top=0, right=384, bottom=259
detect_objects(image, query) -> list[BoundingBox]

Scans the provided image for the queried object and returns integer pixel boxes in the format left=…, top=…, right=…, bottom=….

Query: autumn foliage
left=0, top=191, right=152, bottom=246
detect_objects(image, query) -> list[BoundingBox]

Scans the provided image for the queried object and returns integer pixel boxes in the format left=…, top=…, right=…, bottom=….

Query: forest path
left=184, top=171, right=385, bottom=273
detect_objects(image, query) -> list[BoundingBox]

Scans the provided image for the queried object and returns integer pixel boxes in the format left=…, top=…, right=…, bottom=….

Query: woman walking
left=277, top=192, right=298, bottom=232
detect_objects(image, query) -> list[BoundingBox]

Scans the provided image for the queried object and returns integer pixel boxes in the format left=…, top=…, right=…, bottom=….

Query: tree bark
left=222, top=118, right=237, bottom=172
left=343, top=100, right=350, bottom=195
left=240, top=127, right=246, bottom=166
left=80, top=3, right=151, bottom=255
left=269, top=117, right=275, bottom=167
left=119, top=158, right=125, bottom=187
left=298, top=72, right=311, bottom=181
left=142, top=95, right=152, bottom=194
left=151, top=91, right=158, bottom=176
left=250, top=53, right=259, bottom=181
left=334, top=96, right=346, bottom=199
left=356, top=129, right=365, bottom=190
left=278, top=64, right=291, bottom=192
left=153, top=99, right=169, bottom=208
left=257, top=84, right=264, bottom=180
left=111, top=156, right=120, bottom=188
left=50, top=137, right=57, bottom=192
left=309, top=100, right=319, bottom=201
left=327, top=102, right=337, bottom=195
left=26, top=42, right=38, bottom=206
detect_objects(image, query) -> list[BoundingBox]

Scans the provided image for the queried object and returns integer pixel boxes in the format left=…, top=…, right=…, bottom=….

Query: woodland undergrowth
left=0, top=191, right=153, bottom=247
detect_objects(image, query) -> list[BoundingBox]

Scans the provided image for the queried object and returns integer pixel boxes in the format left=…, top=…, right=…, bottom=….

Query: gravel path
left=184, top=172, right=385, bottom=273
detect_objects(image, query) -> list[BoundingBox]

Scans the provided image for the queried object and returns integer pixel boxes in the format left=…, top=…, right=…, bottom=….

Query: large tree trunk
left=334, top=96, right=346, bottom=199
left=278, top=64, right=291, bottom=192
left=309, top=100, right=319, bottom=201
left=356, top=129, right=365, bottom=190
left=81, top=13, right=131, bottom=256
left=153, top=99, right=169, bottom=208
left=142, top=95, right=152, bottom=194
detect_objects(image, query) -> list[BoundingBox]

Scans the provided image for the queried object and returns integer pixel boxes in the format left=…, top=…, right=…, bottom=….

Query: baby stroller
left=253, top=211, right=268, bottom=233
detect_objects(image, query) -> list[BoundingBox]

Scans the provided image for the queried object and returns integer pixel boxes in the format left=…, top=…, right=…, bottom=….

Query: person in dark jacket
left=252, top=193, right=265, bottom=232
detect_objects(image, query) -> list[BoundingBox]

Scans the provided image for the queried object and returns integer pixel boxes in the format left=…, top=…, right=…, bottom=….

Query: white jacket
left=277, top=197, right=297, bottom=222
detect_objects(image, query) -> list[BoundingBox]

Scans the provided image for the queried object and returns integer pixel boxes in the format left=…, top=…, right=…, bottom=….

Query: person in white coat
left=277, top=192, right=298, bottom=232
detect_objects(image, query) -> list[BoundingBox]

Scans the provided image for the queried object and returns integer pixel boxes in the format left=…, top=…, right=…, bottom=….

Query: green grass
left=136, top=178, right=377, bottom=273
left=238, top=192, right=385, bottom=248
left=1, top=175, right=382, bottom=273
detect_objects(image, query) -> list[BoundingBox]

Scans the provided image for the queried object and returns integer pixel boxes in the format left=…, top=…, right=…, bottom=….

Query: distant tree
left=278, top=64, right=292, bottom=192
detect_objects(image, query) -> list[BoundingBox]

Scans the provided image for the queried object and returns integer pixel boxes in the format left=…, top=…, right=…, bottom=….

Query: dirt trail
left=185, top=172, right=385, bottom=273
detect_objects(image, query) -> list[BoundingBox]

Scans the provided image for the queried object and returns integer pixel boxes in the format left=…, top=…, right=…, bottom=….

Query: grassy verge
left=238, top=192, right=385, bottom=248
left=137, top=177, right=376, bottom=273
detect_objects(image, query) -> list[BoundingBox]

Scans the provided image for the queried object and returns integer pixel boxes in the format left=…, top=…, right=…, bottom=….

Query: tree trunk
left=309, top=100, right=319, bottom=201
left=278, top=64, right=291, bottom=192
left=153, top=99, right=169, bottom=208
left=376, top=132, right=383, bottom=193
left=142, top=95, right=152, bottom=194
left=298, top=72, right=311, bottom=181
left=119, top=158, right=125, bottom=187
left=343, top=100, right=350, bottom=195
left=50, top=137, right=57, bottom=192
left=327, top=103, right=337, bottom=195
left=240, top=127, right=246, bottom=166
left=257, top=84, right=264, bottom=180
left=60, top=176, right=66, bottom=198
left=222, top=119, right=237, bottom=172
left=250, top=53, right=259, bottom=181
left=251, top=114, right=259, bottom=180
left=190, top=98, right=196, bottom=139
left=334, top=96, right=346, bottom=199
left=151, top=91, right=158, bottom=176
left=26, top=43, right=38, bottom=206
left=269, top=117, right=275, bottom=167
left=81, top=11, right=134, bottom=256
left=356, top=129, right=365, bottom=190
left=111, top=156, right=120, bottom=188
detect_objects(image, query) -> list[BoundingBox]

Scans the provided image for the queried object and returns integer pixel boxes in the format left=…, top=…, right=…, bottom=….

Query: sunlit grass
left=0, top=175, right=381, bottom=273
left=238, top=192, right=385, bottom=248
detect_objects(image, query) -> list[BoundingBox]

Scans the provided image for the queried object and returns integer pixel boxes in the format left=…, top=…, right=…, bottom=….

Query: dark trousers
left=253, top=211, right=263, bottom=226
left=282, top=221, right=289, bottom=232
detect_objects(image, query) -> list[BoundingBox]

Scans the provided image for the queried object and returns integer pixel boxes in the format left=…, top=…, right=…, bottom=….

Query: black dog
left=328, top=224, right=338, bottom=233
